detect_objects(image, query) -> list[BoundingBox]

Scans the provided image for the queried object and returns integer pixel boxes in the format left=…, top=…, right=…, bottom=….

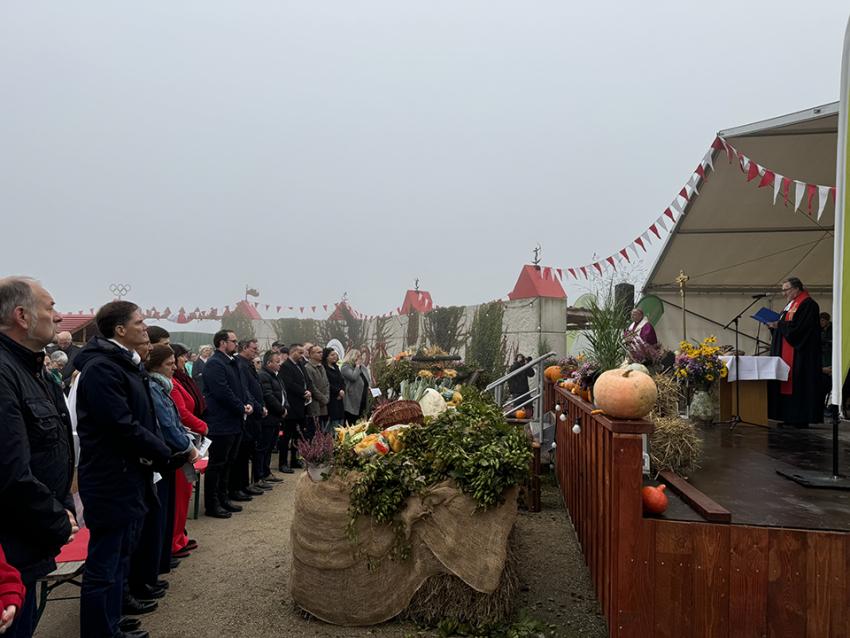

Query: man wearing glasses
left=767, top=277, right=824, bottom=428
left=202, top=330, right=254, bottom=518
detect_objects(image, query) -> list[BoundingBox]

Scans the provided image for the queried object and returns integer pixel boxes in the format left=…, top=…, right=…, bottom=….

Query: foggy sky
left=2, top=1, right=848, bottom=318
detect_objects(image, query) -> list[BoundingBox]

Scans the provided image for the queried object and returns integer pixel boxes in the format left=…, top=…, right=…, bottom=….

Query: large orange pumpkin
left=592, top=368, right=657, bottom=419
left=544, top=365, right=563, bottom=383
left=641, top=484, right=669, bottom=515
left=514, top=409, right=527, bottom=419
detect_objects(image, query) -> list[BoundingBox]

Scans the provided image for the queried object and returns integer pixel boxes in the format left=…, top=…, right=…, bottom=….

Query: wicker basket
left=372, top=400, right=425, bottom=428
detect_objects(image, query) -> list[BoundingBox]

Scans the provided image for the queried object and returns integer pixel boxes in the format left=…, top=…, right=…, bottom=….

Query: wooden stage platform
left=544, top=382, right=850, bottom=638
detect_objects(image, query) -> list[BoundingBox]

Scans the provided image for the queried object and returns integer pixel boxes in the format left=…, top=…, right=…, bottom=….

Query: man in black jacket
left=232, top=339, right=266, bottom=498
left=47, top=330, right=81, bottom=391
left=279, top=343, right=312, bottom=472
left=75, top=301, right=178, bottom=638
left=202, top=330, right=254, bottom=518
left=258, top=351, right=287, bottom=483
left=0, top=277, right=77, bottom=638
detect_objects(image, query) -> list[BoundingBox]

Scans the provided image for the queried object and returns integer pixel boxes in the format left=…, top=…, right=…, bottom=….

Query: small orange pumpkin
left=592, top=369, right=657, bottom=419
left=514, top=409, right=527, bottom=419
left=544, top=365, right=563, bottom=383
left=641, top=484, right=669, bottom=515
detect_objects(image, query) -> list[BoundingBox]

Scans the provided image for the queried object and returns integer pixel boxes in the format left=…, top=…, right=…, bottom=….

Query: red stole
left=779, top=291, right=810, bottom=395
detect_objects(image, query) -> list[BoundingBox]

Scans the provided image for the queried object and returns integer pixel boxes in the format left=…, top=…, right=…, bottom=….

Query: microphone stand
left=716, top=296, right=765, bottom=429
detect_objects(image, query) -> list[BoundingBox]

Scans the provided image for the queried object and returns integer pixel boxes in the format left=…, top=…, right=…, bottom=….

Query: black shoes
left=221, top=500, right=243, bottom=512
left=229, top=490, right=253, bottom=501
left=278, top=465, right=294, bottom=474
left=255, top=480, right=273, bottom=490
left=119, top=616, right=141, bottom=631
left=123, top=596, right=158, bottom=615
left=244, top=485, right=265, bottom=496
left=121, top=630, right=150, bottom=638
left=132, top=584, right=165, bottom=600
left=169, top=558, right=181, bottom=570
left=206, top=506, right=232, bottom=518
left=155, top=579, right=169, bottom=589
left=264, top=474, right=284, bottom=483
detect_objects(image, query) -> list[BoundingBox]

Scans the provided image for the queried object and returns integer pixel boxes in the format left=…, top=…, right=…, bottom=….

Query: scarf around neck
left=150, top=372, right=174, bottom=393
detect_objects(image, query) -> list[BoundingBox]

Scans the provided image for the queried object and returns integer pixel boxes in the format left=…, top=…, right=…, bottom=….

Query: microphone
left=751, top=293, right=769, bottom=299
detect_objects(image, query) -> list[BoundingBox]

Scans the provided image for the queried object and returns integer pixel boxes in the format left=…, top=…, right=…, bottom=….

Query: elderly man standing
left=625, top=308, right=658, bottom=346
left=0, top=277, right=77, bottom=638
left=51, top=330, right=81, bottom=391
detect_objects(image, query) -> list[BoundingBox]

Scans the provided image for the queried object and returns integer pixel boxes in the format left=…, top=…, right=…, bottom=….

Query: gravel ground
left=35, top=469, right=606, bottom=637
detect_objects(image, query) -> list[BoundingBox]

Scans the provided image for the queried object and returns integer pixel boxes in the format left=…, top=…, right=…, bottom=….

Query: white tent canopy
left=644, top=103, right=838, bottom=349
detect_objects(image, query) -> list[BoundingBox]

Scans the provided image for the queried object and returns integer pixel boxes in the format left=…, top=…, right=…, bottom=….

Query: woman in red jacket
left=0, top=545, right=24, bottom=635
left=170, top=344, right=208, bottom=557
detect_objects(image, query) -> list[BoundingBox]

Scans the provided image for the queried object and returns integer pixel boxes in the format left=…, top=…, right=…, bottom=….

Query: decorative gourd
left=544, top=365, right=563, bottom=383
left=641, top=484, right=669, bottom=515
left=418, top=388, right=448, bottom=418
left=514, top=408, right=527, bottom=419
left=621, top=362, right=650, bottom=376
left=592, top=369, right=657, bottom=419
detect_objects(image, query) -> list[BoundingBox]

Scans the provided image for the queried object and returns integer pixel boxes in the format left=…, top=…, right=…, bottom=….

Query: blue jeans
left=80, top=517, right=143, bottom=638
left=5, top=583, right=36, bottom=638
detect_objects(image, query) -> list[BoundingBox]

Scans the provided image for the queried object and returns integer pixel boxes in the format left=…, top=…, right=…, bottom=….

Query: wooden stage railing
left=547, top=382, right=850, bottom=638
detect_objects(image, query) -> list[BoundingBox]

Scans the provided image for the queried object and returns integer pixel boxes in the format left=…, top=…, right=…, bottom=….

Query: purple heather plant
left=296, top=430, right=335, bottom=465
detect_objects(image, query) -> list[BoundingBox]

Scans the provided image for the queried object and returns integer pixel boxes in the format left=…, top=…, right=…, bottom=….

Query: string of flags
left=550, top=135, right=838, bottom=281
left=130, top=300, right=405, bottom=324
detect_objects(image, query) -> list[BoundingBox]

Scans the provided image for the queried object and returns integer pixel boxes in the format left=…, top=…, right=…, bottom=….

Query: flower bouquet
left=674, top=336, right=727, bottom=423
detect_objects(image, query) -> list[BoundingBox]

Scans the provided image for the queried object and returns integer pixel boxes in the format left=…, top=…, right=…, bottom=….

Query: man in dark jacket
left=279, top=343, right=312, bottom=472
left=258, top=351, right=287, bottom=483
left=0, top=277, right=77, bottom=638
left=191, top=345, right=212, bottom=392
left=75, top=301, right=178, bottom=638
left=232, top=339, right=266, bottom=498
left=47, top=331, right=81, bottom=390
left=202, top=330, right=254, bottom=518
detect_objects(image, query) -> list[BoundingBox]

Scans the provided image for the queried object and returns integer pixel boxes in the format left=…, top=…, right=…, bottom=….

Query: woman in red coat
left=170, top=344, right=208, bottom=557
left=0, top=545, right=24, bottom=635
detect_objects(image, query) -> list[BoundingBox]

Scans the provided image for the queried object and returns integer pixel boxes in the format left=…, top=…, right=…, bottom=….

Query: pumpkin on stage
left=641, top=484, right=669, bottom=515
left=514, top=408, right=527, bottom=419
left=544, top=365, right=563, bottom=383
left=592, top=368, right=657, bottom=419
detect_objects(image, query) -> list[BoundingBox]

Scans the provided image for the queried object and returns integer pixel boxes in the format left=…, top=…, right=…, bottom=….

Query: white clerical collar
left=108, top=338, right=142, bottom=365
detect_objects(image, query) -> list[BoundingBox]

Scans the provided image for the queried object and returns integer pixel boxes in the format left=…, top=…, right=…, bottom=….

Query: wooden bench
left=34, top=526, right=90, bottom=628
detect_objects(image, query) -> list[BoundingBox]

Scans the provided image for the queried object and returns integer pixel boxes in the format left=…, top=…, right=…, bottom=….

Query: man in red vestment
left=767, top=277, right=824, bottom=427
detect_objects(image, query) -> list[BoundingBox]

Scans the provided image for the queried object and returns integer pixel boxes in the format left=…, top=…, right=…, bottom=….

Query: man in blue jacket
left=202, top=330, right=254, bottom=518
left=75, top=301, right=180, bottom=638
left=0, top=277, right=77, bottom=638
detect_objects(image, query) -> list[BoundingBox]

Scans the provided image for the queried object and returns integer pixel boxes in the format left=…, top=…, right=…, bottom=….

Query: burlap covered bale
left=290, top=473, right=518, bottom=626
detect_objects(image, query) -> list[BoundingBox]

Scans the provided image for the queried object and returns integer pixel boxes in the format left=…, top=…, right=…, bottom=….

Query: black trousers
left=255, top=423, right=278, bottom=481
left=280, top=417, right=304, bottom=468
left=205, top=433, right=241, bottom=510
left=229, top=421, right=257, bottom=494
left=80, top=516, right=144, bottom=638
left=128, top=473, right=174, bottom=595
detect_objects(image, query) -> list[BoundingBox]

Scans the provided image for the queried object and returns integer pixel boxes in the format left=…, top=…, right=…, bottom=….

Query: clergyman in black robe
left=767, top=277, right=824, bottom=427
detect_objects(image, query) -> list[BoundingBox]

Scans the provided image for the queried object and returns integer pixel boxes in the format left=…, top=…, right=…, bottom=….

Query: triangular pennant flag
left=679, top=187, right=689, bottom=202
left=711, top=137, right=724, bottom=150
left=311, top=305, right=316, bottom=313
left=687, top=174, right=700, bottom=196
left=703, top=150, right=714, bottom=171
left=543, top=266, right=552, bottom=280
left=664, top=207, right=675, bottom=222
left=794, top=180, right=805, bottom=211
left=695, top=164, right=706, bottom=178
left=253, top=302, right=259, bottom=308
left=817, top=185, right=830, bottom=220
left=656, top=216, right=668, bottom=232
left=556, top=268, right=563, bottom=280
left=634, top=237, right=646, bottom=252
left=288, top=306, right=294, bottom=310
left=323, top=304, right=328, bottom=311
left=746, top=160, right=760, bottom=182
left=758, top=169, right=775, bottom=188
left=725, top=142, right=735, bottom=163
left=593, top=262, right=603, bottom=275
left=773, top=173, right=784, bottom=204
left=670, top=199, right=684, bottom=215
left=781, top=177, right=793, bottom=206
left=641, top=230, right=653, bottom=246
left=276, top=305, right=281, bottom=312
left=568, top=268, right=577, bottom=279
left=649, top=223, right=661, bottom=239
left=805, top=184, right=817, bottom=213
left=614, top=252, right=625, bottom=264
left=831, top=187, right=837, bottom=202
left=579, top=266, right=588, bottom=279
left=739, top=154, right=750, bottom=174
left=264, top=304, right=269, bottom=311
left=619, top=248, right=631, bottom=262
left=606, top=256, right=616, bottom=269
left=396, top=307, right=402, bottom=314
left=299, top=307, right=304, bottom=313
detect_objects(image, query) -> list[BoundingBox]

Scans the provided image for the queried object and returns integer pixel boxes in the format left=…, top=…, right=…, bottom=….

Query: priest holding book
left=767, top=277, right=824, bottom=427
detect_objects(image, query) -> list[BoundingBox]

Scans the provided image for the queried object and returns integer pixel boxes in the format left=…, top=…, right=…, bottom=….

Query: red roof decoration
left=57, top=313, right=96, bottom=334
left=327, top=301, right=355, bottom=321
left=400, top=289, right=434, bottom=315
left=233, top=300, right=262, bottom=320
left=507, top=265, right=567, bottom=301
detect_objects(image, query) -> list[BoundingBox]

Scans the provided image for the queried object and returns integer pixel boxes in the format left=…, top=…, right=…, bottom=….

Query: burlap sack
left=290, top=472, right=518, bottom=626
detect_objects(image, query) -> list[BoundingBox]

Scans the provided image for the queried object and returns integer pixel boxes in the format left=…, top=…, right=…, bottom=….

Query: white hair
left=50, top=350, right=68, bottom=366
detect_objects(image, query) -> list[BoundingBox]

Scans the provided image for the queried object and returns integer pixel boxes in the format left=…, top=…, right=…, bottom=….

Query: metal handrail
left=484, top=351, right=558, bottom=392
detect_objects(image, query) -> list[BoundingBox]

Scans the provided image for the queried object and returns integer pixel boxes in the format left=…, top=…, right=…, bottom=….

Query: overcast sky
left=2, top=2, right=848, bottom=317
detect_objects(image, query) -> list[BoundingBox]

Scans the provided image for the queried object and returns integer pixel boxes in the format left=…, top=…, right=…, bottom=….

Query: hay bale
left=649, top=416, right=703, bottom=477
left=651, top=372, right=681, bottom=419
left=401, top=532, right=519, bottom=627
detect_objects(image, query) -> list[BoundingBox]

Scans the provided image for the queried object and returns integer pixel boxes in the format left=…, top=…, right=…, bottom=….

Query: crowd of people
left=0, top=277, right=375, bottom=638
